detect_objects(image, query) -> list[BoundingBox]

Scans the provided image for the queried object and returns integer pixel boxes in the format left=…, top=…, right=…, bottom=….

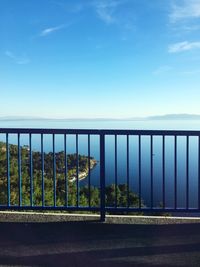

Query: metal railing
left=0, top=128, right=200, bottom=221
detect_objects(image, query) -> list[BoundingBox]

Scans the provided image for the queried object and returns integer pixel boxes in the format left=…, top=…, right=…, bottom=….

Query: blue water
left=1, top=119, right=200, bottom=208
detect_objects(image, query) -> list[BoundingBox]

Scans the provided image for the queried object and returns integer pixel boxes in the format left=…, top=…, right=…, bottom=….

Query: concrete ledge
left=1, top=211, right=200, bottom=224
left=0, top=211, right=99, bottom=223
left=106, top=215, right=200, bottom=224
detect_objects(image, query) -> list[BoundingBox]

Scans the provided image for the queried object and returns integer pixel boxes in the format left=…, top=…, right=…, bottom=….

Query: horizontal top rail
left=0, top=128, right=200, bottom=136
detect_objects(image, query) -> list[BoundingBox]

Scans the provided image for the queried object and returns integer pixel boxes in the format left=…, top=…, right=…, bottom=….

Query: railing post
left=100, top=132, right=106, bottom=222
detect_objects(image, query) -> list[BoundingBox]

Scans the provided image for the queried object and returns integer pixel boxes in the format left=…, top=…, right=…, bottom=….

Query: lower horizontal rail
left=0, top=206, right=199, bottom=214
left=105, top=207, right=200, bottom=213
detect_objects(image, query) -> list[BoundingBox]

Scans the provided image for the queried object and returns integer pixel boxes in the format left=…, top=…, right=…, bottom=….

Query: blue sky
left=0, top=0, right=200, bottom=119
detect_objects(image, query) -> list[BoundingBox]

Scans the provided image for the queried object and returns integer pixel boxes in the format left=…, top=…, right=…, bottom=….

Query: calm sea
left=1, top=119, right=200, bottom=208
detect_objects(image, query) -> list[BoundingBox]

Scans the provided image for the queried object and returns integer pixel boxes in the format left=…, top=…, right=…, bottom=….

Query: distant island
left=146, top=114, right=200, bottom=120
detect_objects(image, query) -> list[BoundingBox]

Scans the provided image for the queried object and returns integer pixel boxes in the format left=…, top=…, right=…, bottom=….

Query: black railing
left=0, top=128, right=200, bottom=221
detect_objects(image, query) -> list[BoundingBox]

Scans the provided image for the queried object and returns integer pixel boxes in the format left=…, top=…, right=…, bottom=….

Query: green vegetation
left=0, top=142, right=141, bottom=209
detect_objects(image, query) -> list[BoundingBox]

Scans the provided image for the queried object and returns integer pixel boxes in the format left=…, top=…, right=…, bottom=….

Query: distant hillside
left=1, top=114, right=200, bottom=121
left=147, top=114, right=200, bottom=120
left=0, top=116, right=43, bottom=121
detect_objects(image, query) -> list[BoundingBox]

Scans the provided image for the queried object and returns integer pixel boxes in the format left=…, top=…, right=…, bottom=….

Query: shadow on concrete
left=0, top=222, right=200, bottom=267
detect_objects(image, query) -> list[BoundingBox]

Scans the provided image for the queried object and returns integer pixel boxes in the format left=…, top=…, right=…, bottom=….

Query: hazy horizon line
left=1, top=113, right=200, bottom=121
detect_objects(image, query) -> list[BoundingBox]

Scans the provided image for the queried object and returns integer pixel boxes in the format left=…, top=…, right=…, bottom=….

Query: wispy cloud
left=51, top=0, right=85, bottom=13
left=153, top=66, right=173, bottom=75
left=94, top=1, right=117, bottom=24
left=5, top=51, right=30, bottom=64
left=168, top=41, right=200, bottom=53
left=180, top=69, right=200, bottom=75
left=53, top=0, right=134, bottom=37
left=53, top=0, right=128, bottom=26
left=170, top=0, right=200, bottom=23
left=181, top=25, right=200, bottom=32
left=40, top=24, right=65, bottom=37
left=93, top=0, right=125, bottom=24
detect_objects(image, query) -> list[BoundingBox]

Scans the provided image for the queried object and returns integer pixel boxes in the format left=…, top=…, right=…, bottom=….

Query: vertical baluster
left=199, top=136, right=200, bottom=210
left=115, top=135, right=118, bottom=208
left=18, top=133, right=22, bottom=206
left=186, top=136, right=189, bottom=210
left=163, top=135, right=165, bottom=209
left=127, top=135, right=130, bottom=208
left=88, top=134, right=91, bottom=207
left=29, top=133, right=33, bottom=207
left=53, top=134, right=56, bottom=207
left=64, top=134, right=68, bottom=207
left=139, top=135, right=141, bottom=208
left=100, top=133, right=105, bottom=221
left=6, top=133, right=10, bottom=206
left=150, top=135, right=153, bottom=209
left=174, top=135, right=177, bottom=209
left=41, top=133, right=44, bottom=207
left=76, top=134, right=79, bottom=207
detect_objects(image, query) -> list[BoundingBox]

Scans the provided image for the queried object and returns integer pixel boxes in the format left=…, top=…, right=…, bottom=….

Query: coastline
left=68, top=159, right=97, bottom=182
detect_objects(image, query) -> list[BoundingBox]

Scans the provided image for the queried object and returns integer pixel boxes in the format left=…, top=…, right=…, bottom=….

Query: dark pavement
left=0, top=221, right=200, bottom=267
